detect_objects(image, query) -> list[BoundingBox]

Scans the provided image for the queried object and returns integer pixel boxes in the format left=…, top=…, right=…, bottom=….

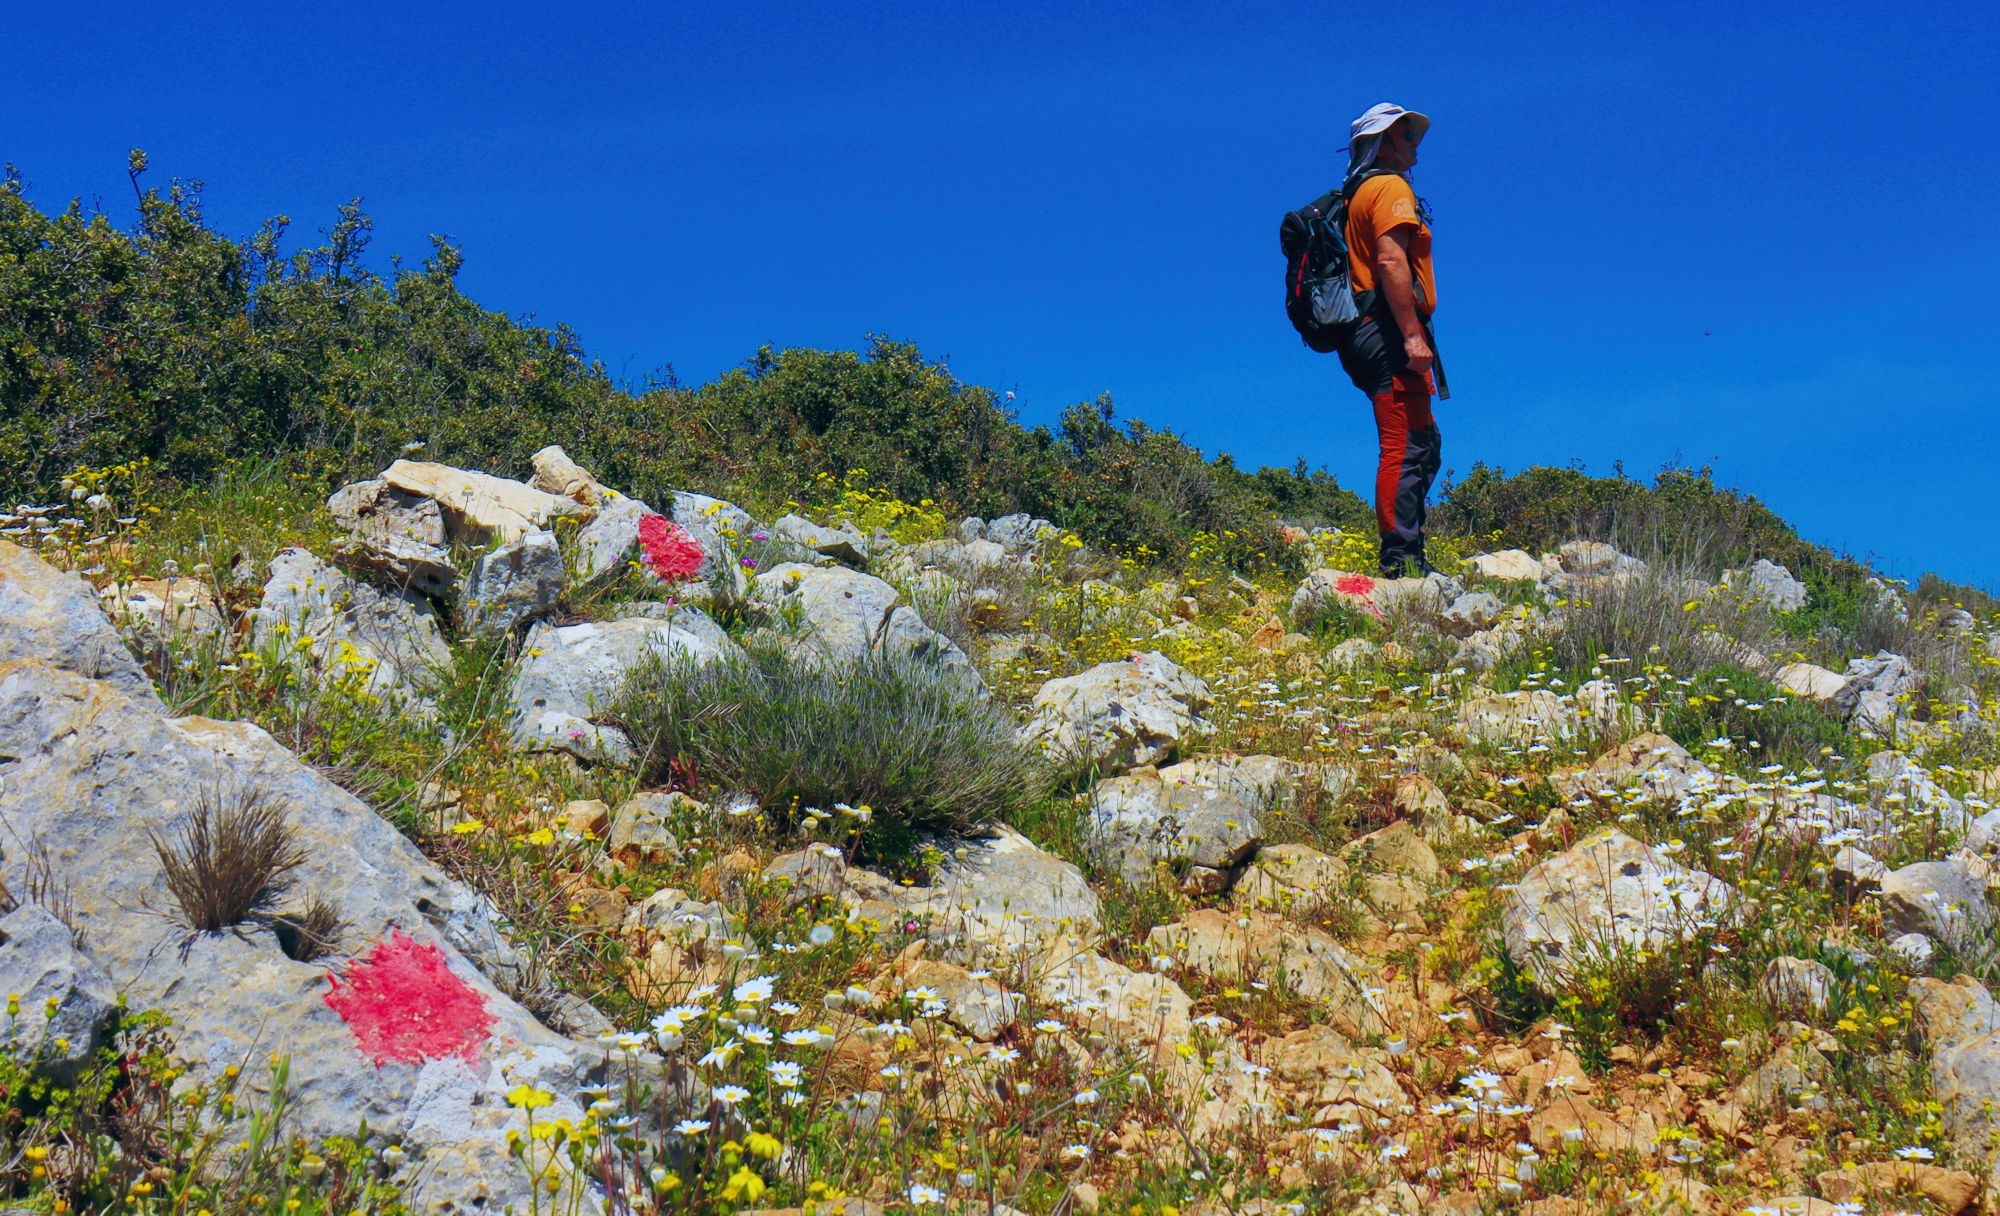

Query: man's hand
left=1402, top=330, right=1433, bottom=379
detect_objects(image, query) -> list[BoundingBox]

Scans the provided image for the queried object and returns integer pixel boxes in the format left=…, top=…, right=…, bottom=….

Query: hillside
left=4, top=168, right=2000, bottom=1216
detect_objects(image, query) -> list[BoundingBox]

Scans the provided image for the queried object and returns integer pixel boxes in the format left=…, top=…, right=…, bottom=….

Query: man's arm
left=1374, top=226, right=1432, bottom=380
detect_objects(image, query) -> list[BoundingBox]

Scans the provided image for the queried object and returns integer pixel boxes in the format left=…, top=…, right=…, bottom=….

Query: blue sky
left=9, top=1, right=1998, bottom=589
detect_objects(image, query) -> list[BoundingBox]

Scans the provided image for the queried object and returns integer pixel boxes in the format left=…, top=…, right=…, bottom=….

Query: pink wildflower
left=637, top=514, right=705, bottom=583
left=324, top=930, right=495, bottom=1066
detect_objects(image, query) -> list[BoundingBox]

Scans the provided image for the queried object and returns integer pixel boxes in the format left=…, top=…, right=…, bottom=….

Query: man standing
left=1338, top=102, right=1447, bottom=580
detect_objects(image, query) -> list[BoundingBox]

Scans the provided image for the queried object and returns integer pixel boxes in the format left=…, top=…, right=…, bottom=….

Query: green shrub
left=1658, top=664, right=1856, bottom=770
left=613, top=643, right=1049, bottom=862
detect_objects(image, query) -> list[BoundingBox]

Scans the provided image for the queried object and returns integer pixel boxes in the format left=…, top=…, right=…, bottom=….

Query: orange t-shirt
left=1344, top=174, right=1435, bottom=315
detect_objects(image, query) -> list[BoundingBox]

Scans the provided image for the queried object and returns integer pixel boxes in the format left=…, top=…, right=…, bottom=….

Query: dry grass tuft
left=151, top=782, right=306, bottom=932
left=273, top=895, right=345, bottom=962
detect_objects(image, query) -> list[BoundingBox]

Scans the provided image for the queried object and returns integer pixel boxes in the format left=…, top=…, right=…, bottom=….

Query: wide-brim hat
left=1350, top=102, right=1430, bottom=148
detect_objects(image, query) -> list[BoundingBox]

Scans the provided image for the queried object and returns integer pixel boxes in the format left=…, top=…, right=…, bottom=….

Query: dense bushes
left=0, top=159, right=1363, bottom=569
left=613, top=644, right=1049, bottom=862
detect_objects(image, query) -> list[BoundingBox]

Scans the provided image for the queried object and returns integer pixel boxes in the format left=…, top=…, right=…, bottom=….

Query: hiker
left=1339, top=102, right=1446, bottom=580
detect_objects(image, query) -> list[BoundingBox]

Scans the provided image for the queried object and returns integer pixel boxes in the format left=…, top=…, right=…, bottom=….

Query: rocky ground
left=2, top=450, right=1998, bottom=1215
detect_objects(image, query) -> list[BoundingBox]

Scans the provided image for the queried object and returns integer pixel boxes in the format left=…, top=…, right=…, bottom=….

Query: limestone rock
left=575, top=496, right=653, bottom=581
left=1834, top=651, right=1918, bottom=721
left=1726, top=558, right=1809, bottom=611
left=1830, top=847, right=1889, bottom=897
left=1910, top=974, right=2000, bottom=1201
left=0, top=658, right=599, bottom=1213
left=1878, top=854, right=1995, bottom=949
left=329, top=532, right=459, bottom=600
left=1550, top=733, right=1715, bottom=803
left=464, top=529, right=565, bottom=635
left=101, top=576, right=230, bottom=663
left=529, top=444, right=610, bottom=506
left=606, top=791, right=698, bottom=859
left=888, top=958, right=1022, bottom=1041
left=1019, top=651, right=1210, bottom=772
left=753, top=563, right=980, bottom=693
left=1757, top=956, right=1835, bottom=1018
left=511, top=615, right=740, bottom=762
left=918, top=825, right=1103, bottom=961
left=1087, top=768, right=1264, bottom=890
left=771, top=513, right=870, bottom=566
left=1147, top=909, right=1385, bottom=1036
left=1155, top=754, right=1302, bottom=811
left=1232, top=843, right=1350, bottom=918
left=326, top=479, right=446, bottom=548
left=1439, top=590, right=1507, bottom=637
left=1501, top=830, right=1739, bottom=993
left=1037, top=950, right=1193, bottom=1060
left=1464, top=549, right=1546, bottom=582
left=1557, top=540, right=1646, bottom=579
left=251, top=548, right=450, bottom=700
left=0, top=904, right=117, bottom=1084
left=0, top=541, right=156, bottom=704
left=1457, top=689, right=1583, bottom=747
left=380, top=459, right=586, bottom=545
left=1774, top=662, right=1846, bottom=703
left=1816, top=1161, right=1979, bottom=1216
left=982, top=513, right=1057, bottom=553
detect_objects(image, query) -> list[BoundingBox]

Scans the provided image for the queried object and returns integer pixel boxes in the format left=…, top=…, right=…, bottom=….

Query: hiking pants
left=1339, top=311, right=1442, bottom=571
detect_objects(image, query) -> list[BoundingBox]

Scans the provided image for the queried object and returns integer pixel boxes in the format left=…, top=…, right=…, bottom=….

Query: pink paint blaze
left=324, top=930, right=495, bottom=1066
left=637, top=514, right=706, bottom=583
left=1334, top=574, right=1377, bottom=599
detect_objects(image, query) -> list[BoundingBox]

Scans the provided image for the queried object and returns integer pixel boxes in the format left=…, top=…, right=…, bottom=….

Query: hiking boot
left=1379, top=554, right=1440, bottom=580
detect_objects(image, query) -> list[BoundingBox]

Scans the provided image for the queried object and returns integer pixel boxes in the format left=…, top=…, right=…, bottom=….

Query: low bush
left=614, top=642, right=1049, bottom=862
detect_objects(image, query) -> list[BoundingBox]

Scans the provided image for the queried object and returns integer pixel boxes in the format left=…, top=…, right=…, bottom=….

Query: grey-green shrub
left=613, top=642, right=1048, bottom=861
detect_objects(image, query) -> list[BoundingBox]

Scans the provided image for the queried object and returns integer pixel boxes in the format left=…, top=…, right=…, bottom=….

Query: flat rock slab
left=381, top=459, right=586, bottom=545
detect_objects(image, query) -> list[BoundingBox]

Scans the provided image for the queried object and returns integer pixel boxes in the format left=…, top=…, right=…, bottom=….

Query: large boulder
left=1726, top=559, right=1809, bottom=611
left=912, top=825, right=1103, bottom=963
left=771, top=513, right=870, bottom=566
left=0, top=540, right=157, bottom=703
left=1501, top=830, right=1739, bottom=993
left=752, top=563, right=979, bottom=692
left=1835, top=651, right=1919, bottom=738
left=250, top=548, right=450, bottom=700
left=1549, top=733, right=1717, bottom=804
left=0, top=657, right=605, bottom=1212
left=328, top=532, right=459, bottom=601
left=1774, top=661, right=1846, bottom=704
left=511, top=615, right=741, bottom=763
left=1911, top=975, right=2000, bottom=1205
left=1464, top=549, right=1548, bottom=582
left=1087, top=768, right=1264, bottom=892
left=379, top=460, right=586, bottom=545
left=326, top=479, right=446, bottom=548
left=1878, top=853, right=1996, bottom=950
left=463, top=529, right=565, bottom=636
left=1019, top=652, right=1211, bottom=772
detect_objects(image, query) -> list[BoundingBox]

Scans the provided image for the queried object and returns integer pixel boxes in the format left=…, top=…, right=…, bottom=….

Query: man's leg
left=1405, top=396, right=1441, bottom=561
left=1372, top=376, right=1436, bottom=576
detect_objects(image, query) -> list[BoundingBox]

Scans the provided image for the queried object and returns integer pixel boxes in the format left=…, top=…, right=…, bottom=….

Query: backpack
left=1279, top=170, right=1386, bottom=353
